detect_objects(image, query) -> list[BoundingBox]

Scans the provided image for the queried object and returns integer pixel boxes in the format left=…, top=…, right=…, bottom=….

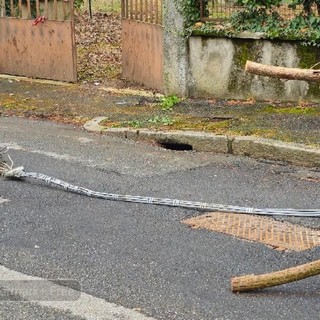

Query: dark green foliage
left=232, top=0, right=320, bottom=45
left=235, top=0, right=282, bottom=9
left=230, top=9, right=282, bottom=33
left=74, top=0, right=84, bottom=10
left=188, top=0, right=320, bottom=46
left=177, top=0, right=208, bottom=27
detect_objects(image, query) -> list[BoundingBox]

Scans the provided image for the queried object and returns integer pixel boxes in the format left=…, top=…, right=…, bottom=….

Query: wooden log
left=245, top=60, right=320, bottom=82
left=231, top=259, right=320, bottom=293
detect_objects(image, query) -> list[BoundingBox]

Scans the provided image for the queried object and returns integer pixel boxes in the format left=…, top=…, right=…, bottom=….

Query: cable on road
left=1, top=145, right=319, bottom=217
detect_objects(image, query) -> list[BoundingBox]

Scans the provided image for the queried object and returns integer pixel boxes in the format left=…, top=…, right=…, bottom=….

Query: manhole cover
left=183, top=212, right=320, bottom=251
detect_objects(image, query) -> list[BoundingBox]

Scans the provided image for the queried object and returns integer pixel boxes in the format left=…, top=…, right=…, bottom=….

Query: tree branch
left=231, top=259, right=320, bottom=293
left=245, top=60, right=320, bottom=81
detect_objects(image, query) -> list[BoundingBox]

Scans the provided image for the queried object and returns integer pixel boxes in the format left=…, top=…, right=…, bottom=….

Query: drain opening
left=158, top=141, right=193, bottom=151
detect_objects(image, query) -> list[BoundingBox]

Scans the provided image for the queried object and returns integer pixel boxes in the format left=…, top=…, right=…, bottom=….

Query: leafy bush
left=178, top=0, right=209, bottom=27
left=190, top=0, right=320, bottom=46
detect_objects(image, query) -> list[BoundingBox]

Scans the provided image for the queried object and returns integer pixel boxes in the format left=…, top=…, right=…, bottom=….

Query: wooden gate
left=0, top=0, right=76, bottom=82
left=121, top=0, right=163, bottom=90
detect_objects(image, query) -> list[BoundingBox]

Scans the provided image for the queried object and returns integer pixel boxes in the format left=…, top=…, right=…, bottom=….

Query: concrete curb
left=84, top=117, right=320, bottom=168
left=232, top=137, right=320, bottom=168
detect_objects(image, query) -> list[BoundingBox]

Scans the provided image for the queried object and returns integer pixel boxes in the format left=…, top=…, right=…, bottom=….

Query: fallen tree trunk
left=231, top=259, right=320, bottom=293
left=245, top=60, right=320, bottom=81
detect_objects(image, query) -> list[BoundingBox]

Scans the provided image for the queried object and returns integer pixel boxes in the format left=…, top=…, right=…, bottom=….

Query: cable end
left=4, top=166, right=25, bottom=179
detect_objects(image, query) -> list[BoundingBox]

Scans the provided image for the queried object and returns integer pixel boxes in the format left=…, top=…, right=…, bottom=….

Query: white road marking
left=0, top=143, right=94, bottom=165
left=78, top=137, right=94, bottom=144
left=0, top=143, right=24, bottom=150
left=0, top=197, right=9, bottom=204
left=0, top=265, right=156, bottom=320
left=31, top=150, right=84, bottom=162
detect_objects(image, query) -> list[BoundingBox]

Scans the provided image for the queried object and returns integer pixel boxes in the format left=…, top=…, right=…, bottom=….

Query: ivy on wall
left=174, top=0, right=208, bottom=27
left=184, top=0, right=320, bottom=46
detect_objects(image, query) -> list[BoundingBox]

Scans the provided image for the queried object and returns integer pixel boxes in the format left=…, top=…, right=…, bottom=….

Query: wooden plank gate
left=121, top=0, right=163, bottom=90
left=0, top=0, right=76, bottom=82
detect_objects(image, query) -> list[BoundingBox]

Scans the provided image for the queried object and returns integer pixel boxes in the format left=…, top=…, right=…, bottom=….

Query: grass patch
left=100, top=113, right=235, bottom=133
left=263, top=105, right=320, bottom=115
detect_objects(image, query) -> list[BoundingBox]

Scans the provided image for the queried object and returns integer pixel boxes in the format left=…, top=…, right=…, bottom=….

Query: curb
left=84, top=117, right=320, bottom=168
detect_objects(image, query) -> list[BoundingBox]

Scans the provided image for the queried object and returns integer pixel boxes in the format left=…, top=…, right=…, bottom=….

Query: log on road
left=231, top=259, right=320, bottom=293
left=245, top=60, right=320, bottom=81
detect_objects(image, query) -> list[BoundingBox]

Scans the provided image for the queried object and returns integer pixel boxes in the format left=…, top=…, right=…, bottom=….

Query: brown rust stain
left=12, top=36, right=17, bottom=48
left=0, top=17, right=76, bottom=82
left=122, top=20, right=163, bottom=90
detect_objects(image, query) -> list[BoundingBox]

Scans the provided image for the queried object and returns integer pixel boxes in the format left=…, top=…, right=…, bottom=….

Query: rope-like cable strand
left=20, top=171, right=320, bottom=217
left=1, top=147, right=319, bottom=217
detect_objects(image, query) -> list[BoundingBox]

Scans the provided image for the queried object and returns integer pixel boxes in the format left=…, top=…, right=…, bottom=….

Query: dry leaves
left=75, top=11, right=122, bottom=84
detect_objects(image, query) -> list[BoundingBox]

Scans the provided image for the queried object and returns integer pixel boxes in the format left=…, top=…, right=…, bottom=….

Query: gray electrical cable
left=2, top=165, right=320, bottom=217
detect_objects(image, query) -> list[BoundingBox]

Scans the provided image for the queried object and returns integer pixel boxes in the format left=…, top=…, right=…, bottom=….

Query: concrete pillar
left=162, top=0, right=189, bottom=96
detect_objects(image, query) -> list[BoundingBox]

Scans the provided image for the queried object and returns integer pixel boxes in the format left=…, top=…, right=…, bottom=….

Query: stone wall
left=187, top=36, right=320, bottom=102
left=141, top=0, right=320, bottom=102
left=162, top=0, right=189, bottom=96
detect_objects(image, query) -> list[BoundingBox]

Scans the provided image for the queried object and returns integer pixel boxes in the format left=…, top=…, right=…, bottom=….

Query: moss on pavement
left=0, top=78, right=319, bottom=147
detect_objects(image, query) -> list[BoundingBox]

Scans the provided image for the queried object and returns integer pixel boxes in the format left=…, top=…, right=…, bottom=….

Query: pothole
left=183, top=212, right=320, bottom=251
left=157, top=141, right=193, bottom=151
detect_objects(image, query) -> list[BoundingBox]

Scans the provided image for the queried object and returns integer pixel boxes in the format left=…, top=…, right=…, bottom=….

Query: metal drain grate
left=183, top=212, right=320, bottom=251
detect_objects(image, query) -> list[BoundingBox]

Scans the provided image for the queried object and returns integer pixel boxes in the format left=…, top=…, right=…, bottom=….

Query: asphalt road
left=0, top=117, right=319, bottom=320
